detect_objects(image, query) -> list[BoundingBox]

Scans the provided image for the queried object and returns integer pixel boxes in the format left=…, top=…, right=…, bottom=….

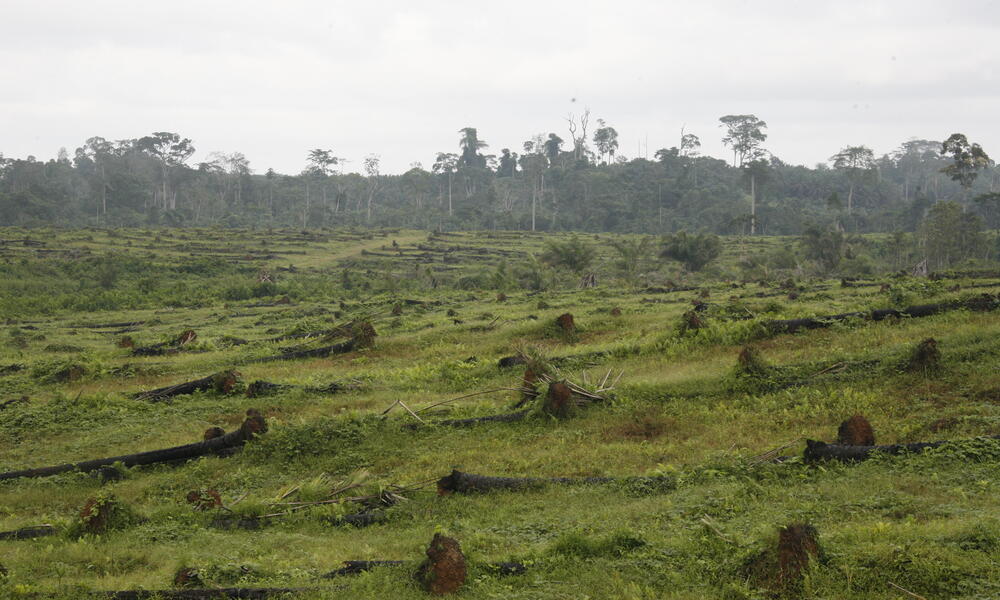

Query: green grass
left=1, top=227, right=999, bottom=599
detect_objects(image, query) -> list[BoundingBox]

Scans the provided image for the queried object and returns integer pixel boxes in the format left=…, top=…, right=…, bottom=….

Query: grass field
left=1, top=227, right=999, bottom=599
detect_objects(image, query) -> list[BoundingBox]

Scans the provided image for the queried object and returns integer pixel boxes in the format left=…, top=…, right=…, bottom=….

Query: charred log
left=0, top=525, right=57, bottom=540
left=133, top=370, right=241, bottom=401
left=436, top=469, right=614, bottom=495
left=0, top=412, right=266, bottom=481
left=804, top=434, right=1000, bottom=462
left=765, top=294, right=999, bottom=334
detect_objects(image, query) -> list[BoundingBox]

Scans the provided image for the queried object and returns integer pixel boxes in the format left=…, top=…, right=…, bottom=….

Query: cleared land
left=1, top=227, right=999, bottom=599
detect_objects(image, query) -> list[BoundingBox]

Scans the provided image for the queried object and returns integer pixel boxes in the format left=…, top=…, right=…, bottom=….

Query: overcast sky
left=2, top=1, right=998, bottom=174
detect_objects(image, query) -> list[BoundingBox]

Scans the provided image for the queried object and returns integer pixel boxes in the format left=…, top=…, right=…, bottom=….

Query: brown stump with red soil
left=837, top=415, right=875, bottom=446
left=555, top=313, right=575, bottom=334
left=414, top=533, right=467, bottom=595
left=746, top=522, right=821, bottom=595
left=542, top=382, right=575, bottom=419
left=117, top=336, right=135, bottom=349
left=776, top=523, right=821, bottom=588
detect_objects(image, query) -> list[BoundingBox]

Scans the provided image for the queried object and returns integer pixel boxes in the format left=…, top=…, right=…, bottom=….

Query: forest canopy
left=1, top=119, right=997, bottom=236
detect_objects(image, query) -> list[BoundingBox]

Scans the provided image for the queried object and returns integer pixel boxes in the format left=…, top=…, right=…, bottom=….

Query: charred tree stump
left=555, top=313, right=576, bottom=334
left=133, top=370, right=241, bottom=401
left=0, top=412, right=266, bottom=481
left=414, top=533, right=467, bottom=595
left=804, top=434, right=1000, bottom=463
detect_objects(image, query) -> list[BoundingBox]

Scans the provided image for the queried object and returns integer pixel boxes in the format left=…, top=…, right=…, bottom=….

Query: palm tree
left=458, top=127, right=488, bottom=168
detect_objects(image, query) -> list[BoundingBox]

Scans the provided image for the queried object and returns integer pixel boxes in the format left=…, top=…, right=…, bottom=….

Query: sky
left=1, top=0, right=998, bottom=174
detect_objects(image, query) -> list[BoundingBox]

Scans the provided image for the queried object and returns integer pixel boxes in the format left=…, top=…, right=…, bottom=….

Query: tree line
left=1, top=115, right=997, bottom=237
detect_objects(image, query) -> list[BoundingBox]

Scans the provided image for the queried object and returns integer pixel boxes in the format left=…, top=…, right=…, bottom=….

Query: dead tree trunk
left=0, top=413, right=266, bottom=482
left=0, top=525, right=57, bottom=540
left=765, top=294, right=999, bottom=334
left=133, top=370, right=241, bottom=401
left=437, top=469, right=614, bottom=495
left=804, top=434, right=1000, bottom=463
left=102, top=587, right=309, bottom=599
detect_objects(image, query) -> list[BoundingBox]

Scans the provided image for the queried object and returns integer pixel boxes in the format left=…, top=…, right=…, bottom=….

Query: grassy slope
left=0, top=228, right=999, bottom=599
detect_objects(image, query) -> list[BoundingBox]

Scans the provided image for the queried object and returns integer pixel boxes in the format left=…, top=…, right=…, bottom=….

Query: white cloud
left=1, top=0, right=998, bottom=173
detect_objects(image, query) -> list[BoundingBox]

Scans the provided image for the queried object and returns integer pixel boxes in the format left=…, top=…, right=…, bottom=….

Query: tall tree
left=830, top=145, right=876, bottom=215
left=543, top=133, right=564, bottom=166
left=593, top=119, right=619, bottom=165
left=941, top=133, right=992, bottom=193
left=134, top=132, right=194, bottom=211
left=497, top=148, right=517, bottom=177
left=362, top=154, right=380, bottom=222
left=720, top=115, right=768, bottom=234
left=718, top=115, right=767, bottom=167
left=432, top=152, right=459, bottom=216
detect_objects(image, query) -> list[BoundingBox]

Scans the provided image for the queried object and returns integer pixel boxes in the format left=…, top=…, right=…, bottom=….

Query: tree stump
left=837, top=415, right=875, bottom=446
left=542, top=382, right=575, bottom=419
left=414, top=534, right=467, bottom=595
left=556, top=313, right=575, bottom=334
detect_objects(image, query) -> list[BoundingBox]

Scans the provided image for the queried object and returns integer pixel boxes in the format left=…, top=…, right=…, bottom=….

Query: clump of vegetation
left=660, top=231, right=722, bottom=272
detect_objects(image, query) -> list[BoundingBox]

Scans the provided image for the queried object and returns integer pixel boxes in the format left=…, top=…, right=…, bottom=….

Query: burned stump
left=746, top=523, right=821, bottom=595
left=837, top=415, right=875, bottom=446
left=414, top=534, right=467, bottom=595
left=542, top=381, right=575, bottom=419
left=905, top=337, right=941, bottom=374
left=555, top=313, right=576, bottom=334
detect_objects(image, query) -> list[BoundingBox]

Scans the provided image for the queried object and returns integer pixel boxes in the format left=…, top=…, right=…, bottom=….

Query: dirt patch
left=603, top=411, right=670, bottom=441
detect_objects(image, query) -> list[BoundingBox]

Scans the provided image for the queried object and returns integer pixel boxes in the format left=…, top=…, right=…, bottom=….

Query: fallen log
left=405, top=410, right=530, bottom=430
left=101, top=587, right=309, bottom=599
left=437, top=469, right=614, bottom=495
left=323, top=558, right=525, bottom=579
left=133, top=370, right=241, bottom=401
left=804, top=434, right=1000, bottom=462
left=0, top=412, right=266, bottom=482
left=0, top=524, right=57, bottom=540
left=0, top=396, right=28, bottom=411
left=765, top=294, right=999, bottom=334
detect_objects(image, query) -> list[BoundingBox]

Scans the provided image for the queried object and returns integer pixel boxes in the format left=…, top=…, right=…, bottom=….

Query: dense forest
left=1, top=114, right=998, bottom=237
